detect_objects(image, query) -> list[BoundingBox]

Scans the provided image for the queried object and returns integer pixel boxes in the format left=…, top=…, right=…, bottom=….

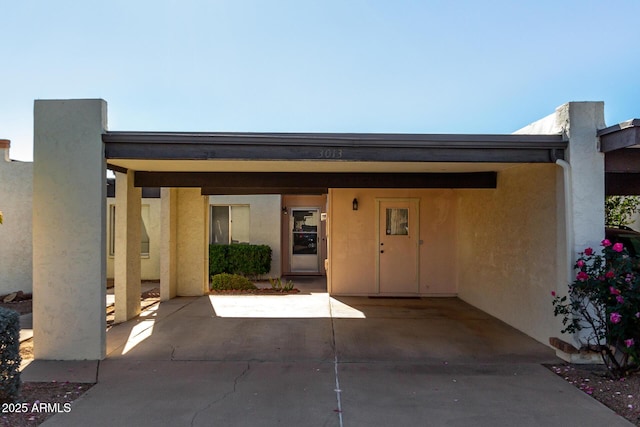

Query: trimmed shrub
left=210, top=273, right=257, bottom=291
left=0, top=307, right=21, bottom=403
left=209, top=244, right=272, bottom=278
left=209, top=245, right=230, bottom=276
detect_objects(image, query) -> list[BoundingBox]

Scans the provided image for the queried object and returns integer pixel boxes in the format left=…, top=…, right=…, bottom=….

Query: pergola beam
left=134, top=171, right=498, bottom=190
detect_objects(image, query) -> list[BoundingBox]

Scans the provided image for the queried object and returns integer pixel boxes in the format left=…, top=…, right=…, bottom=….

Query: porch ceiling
left=107, top=159, right=521, bottom=173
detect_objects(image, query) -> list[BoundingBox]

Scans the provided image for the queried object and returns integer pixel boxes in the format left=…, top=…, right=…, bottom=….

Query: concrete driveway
left=28, top=283, right=632, bottom=426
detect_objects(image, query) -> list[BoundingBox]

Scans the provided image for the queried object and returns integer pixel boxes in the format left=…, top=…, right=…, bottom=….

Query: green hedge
left=0, top=307, right=21, bottom=403
left=209, top=244, right=272, bottom=277
left=210, top=273, right=257, bottom=291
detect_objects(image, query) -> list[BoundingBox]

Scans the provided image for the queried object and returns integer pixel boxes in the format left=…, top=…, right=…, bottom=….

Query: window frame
left=209, top=204, right=250, bottom=245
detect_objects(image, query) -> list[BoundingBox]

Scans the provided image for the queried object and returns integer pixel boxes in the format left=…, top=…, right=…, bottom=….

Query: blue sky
left=2, top=0, right=639, bottom=161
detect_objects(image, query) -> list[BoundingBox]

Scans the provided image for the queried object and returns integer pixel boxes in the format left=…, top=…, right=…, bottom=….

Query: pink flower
left=577, top=271, right=589, bottom=281
left=610, top=286, right=621, bottom=295
left=610, top=312, right=622, bottom=324
left=584, top=248, right=594, bottom=256
left=616, top=295, right=625, bottom=304
left=636, top=312, right=640, bottom=319
left=602, top=239, right=612, bottom=247
left=576, top=260, right=585, bottom=268
left=613, top=243, right=624, bottom=253
left=551, top=291, right=556, bottom=297
left=606, top=270, right=616, bottom=279
left=625, top=338, right=635, bottom=348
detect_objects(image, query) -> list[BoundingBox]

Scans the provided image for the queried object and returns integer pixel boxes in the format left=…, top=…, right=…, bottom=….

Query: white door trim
left=375, top=198, right=420, bottom=294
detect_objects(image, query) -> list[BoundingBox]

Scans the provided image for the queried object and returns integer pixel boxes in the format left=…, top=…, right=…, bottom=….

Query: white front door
left=377, top=199, right=419, bottom=294
left=290, top=208, right=320, bottom=273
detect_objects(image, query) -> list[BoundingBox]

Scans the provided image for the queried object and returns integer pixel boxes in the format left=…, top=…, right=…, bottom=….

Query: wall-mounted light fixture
left=352, top=198, right=358, bottom=211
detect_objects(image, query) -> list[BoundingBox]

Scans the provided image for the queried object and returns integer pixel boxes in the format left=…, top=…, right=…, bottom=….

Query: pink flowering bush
left=552, top=239, right=640, bottom=378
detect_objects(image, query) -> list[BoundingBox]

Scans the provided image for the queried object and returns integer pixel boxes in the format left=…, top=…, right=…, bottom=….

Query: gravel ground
left=1, top=382, right=94, bottom=427
left=548, top=363, right=640, bottom=426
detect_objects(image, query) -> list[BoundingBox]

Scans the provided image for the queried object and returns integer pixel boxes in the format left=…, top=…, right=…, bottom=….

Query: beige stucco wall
left=457, top=164, right=560, bottom=345
left=328, top=188, right=457, bottom=295
left=209, top=194, right=282, bottom=277
left=0, top=145, right=33, bottom=294
left=107, top=197, right=161, bottom=281
left=177, top=188, right=209, bottom=296
left=515, top=102, right=605, bottom=349
left=33, top=99, right=107, bottom=360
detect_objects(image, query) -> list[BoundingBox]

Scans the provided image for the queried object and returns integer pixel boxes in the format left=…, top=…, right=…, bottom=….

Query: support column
left=160, top=188, right=178, bottom=301
left=176, top=188, right=209, bottom=296
left=516, top=101, right=606, bottom=266
left=516, top=101, right=606, bottom=351
left=559, top=102, right=606, bottom=254
left=114, top=171, right=142, bottom=322
left=33, top=99, right=107, bottom=360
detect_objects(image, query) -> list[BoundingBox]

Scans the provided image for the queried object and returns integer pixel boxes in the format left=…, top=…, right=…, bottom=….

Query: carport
left=31, top=100, right=607, bottom=360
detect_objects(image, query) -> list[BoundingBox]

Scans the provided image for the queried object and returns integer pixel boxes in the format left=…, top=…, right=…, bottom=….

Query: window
left=210, top=205, right=250, bottom=244
left=292, top=209, right=319, bottom=255
left=108, top=204, right=151, bottom=257
left=386, top=208, right=409, bottom=235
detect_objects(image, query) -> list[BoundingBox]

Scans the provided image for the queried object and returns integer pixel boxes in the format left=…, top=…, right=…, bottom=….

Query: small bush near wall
left=210, top=273, right=257, bottom=291
left=0, top=307, right=21, bottom=403
left=209, top=244, right=272, bottom=278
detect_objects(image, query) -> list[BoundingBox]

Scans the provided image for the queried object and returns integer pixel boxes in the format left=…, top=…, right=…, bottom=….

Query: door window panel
left=386, top=208, right=409, bottom=235
left=292, top=209, right=318, bottom=255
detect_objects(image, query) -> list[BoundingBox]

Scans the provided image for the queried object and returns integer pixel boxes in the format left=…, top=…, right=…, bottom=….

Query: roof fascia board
left=599, top=120, right=640, bottom=153
left=106, top=144, right=564, bottom=163
left=103, top=131, right=565, bottom=148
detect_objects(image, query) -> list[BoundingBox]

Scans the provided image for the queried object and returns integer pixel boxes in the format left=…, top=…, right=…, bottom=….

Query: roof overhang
left=599, top=120, right=640, bottom=195
left=103, top=131, right=566, bottom=192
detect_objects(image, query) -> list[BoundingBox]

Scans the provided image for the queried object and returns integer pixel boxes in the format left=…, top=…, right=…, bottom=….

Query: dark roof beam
left=135, top=171, right=498, bottom=190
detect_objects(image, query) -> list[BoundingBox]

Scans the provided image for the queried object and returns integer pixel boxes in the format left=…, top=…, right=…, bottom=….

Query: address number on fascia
left=317, top=148, right=343, bottom=159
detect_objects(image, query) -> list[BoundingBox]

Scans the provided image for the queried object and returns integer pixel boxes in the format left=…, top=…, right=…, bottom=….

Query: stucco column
left=160, top=188, right=178, bottom=301
left=176, top=188, right=210, bottom=296
left=33, top=99, right=107, bottom=360
left=516, top=101, right=605, bottom=351
left=559, top=102, right=606, bottom=254
left=114, top=171, right=142, bottom=322
left=516, top=101, right=606, bottom=266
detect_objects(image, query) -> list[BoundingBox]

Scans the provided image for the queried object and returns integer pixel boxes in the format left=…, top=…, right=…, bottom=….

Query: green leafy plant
left=605, top=196, right=640, bottom=227
left=552, top=239, right=640, bottom=378
left=210, top=273, right=257, bottom=291
left=268, top=277, right=295, bottom=292
left=209, top=244, right=272, bottom=279
left=0, top=307, right=21, bottom=403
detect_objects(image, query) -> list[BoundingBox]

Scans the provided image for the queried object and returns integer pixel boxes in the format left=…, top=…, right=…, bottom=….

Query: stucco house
left=0, top=139, right=32, bottom=294
left=1, top=98, right=637, bottom=362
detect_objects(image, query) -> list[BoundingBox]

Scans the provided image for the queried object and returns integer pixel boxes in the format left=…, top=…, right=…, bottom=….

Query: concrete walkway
left=23, top=282, right=632, bottom=426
